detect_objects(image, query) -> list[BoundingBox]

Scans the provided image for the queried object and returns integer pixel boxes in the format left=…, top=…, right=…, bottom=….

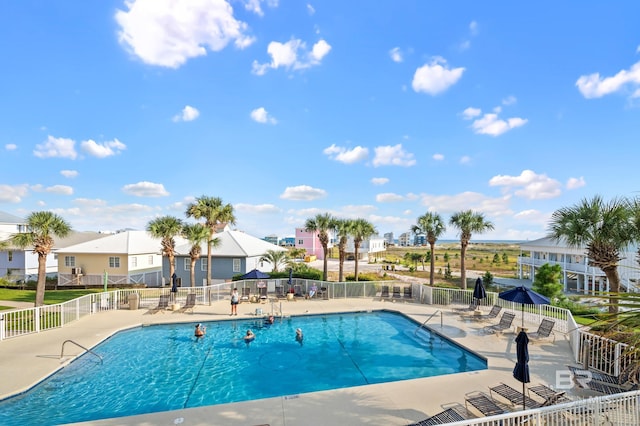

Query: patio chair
left=568, top=366, right=639, bottom=395
left=471, top=304, right=502, bottom=321
left=149, top=294, right=170, bottom=314
left=453, top=301, right=477, bottom=313
left=240, top=287, right=251, bottom=302
left=482, top=312, right=516, bottom=334
left=392, top=286, right=402, bottom=298
left=257, top=285, right=268, bottom=302
left=489, top=383, right=546, bottom=409
left=464, top=391, right=507, bottom=417
left=275, top=285, right=285, bottom=298
left=380, top=285, right=390, bottom=299
left=176, top=293, right=197, bottom=314
left=293, top=284, right=304, bottom=297
left=529, top=318, right=556, bottom=342
left=403, top=286, right=413, bottom=299
left=408, top=407, right=468, bottom=425
left=528, top=384, right=571, bottom=403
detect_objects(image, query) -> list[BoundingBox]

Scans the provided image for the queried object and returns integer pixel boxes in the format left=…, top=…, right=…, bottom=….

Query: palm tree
left=334, top=218, right=351, bottom=282
left=259, top=249, right=288, bottom=273
left=146, top=215, right=183, bottom=284
left=181, top=223, right=212, bottom=287
left=304, top=213, right=336, bottom=281
left=351, top=218, right=377, bottom=281
left=549, top=196, right=634, bottom=314
left=11, top=211, right=72, bottom=306
left=185, top=196, right=236, bottom=285
left=411, top=212, right=446, bottom=286
left=449, top=210, right=494, bottom=289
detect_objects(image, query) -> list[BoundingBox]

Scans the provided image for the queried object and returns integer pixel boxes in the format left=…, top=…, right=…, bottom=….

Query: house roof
left=174, top=230, right=286, bottom=257
left=0, top=211, right=25, bottom=224
left=56, top=231, right=161, bottom=255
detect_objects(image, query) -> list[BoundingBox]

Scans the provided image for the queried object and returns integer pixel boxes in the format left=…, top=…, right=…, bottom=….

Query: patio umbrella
left=513, top=330, right=530, bottom=408
left=498, top=286, right=550, bottom=327
left=171, top=273, right=178, bottom=302
left=239, top=269, right=270, bottom=280
left=472, top=277, right=487, bottom=307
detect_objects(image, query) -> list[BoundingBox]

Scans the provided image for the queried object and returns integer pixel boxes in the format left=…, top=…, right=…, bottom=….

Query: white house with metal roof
left=517, top=237, right=640, bottom=294
left=172, top=230, right=287, bottom=286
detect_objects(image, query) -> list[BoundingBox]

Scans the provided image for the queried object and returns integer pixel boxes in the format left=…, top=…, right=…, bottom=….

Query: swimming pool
left=0, top=310, right=486, bottom=425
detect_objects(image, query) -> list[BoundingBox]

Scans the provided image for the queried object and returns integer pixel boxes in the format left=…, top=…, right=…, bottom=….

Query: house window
left=201, top=258, right=207, bottom=272
left=184, top=258, right=190, bottom=270
left=109, top=257, right=121, bottom=268
left=131, top=257, right=137, bottom=268
left=64, top=256, right=76, bottom=267
left=298, top=239, right=304, bottom=245
left=7, top=251, right=13, bottom=261
left=148, top=255, right=153, bottom=265
left=233, top=258, right=241, bottom=273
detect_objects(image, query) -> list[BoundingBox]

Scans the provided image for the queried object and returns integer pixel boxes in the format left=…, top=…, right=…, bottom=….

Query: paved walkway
left=0, top=297, right=580, bottom=426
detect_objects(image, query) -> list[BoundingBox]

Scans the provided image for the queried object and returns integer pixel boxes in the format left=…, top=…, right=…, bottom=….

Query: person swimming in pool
left=295, top=328, right=303, bottom=346
left=265, top=315, right=275, bottom=325
left=244, top=329, right=255, bottom=345
left=194, top=323, right=206, bottom=338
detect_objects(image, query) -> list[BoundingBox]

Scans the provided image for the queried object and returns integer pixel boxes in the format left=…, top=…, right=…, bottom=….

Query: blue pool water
left=0, top=310, right=486, bottom=425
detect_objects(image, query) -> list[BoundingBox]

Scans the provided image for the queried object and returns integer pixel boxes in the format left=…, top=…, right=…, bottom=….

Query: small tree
left=492, top=253, right=500, bottom=264
left=532, top=263, right=564, bottom=300
left=502, top=252, right=509, bottom=264
left=483, top=271, right=494, bottom=286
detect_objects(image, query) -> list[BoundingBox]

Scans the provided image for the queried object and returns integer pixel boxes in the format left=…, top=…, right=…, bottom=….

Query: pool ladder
left=60, top=339, right=103, bottom=364
left=414, top=310, right=443, bottom=335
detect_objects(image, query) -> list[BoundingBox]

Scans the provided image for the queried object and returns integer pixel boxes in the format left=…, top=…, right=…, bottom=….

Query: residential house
left=517, top=237, right=640, bottom=294
left=383, top=232, right=394, bottom=246
left=344, top=235, right=386, bottom=261
left=295, top=227, right=334, bottom=260
left=172, top=230, right=287, bottom=286
left=263, top=234, right=278, bottom=245
left=398, top=232, right=412, bottom=247
left=55, top=231, right=164, bottom=287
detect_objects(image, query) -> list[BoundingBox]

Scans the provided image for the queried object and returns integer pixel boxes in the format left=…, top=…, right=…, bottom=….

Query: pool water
left=0, top=310, right=486, bottom=425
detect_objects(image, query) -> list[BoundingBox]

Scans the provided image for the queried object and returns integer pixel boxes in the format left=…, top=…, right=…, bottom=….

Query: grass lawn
left=0, top=288, right=104, bottom=306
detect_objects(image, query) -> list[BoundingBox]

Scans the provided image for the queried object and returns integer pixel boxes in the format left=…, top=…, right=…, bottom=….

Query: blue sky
left=2, top=1, right=640, bottom=241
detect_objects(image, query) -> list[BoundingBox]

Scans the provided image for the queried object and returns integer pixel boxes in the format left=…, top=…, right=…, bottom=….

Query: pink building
left=295, top=228, right=332, bottom=260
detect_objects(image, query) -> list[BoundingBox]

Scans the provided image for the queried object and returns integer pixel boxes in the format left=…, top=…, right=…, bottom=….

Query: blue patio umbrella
left=513, top=330, right=530, bottom=408
left=171, top=273, right=178, bottom=301
left=239, top=269, right=270, bottom=280
left=498, top=286, right=550, bottom=327
left=473, top=277, right=487, bottom=307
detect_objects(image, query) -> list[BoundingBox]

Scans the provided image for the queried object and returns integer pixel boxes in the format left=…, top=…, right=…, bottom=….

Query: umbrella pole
left=523, top=382, right=525, bottom=409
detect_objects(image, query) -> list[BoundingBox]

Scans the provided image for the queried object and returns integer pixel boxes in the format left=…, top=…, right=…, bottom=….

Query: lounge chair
left=392, top=286, right=402, bottom=299
left=257, top=284, right=268, bottom=302
left=568, top=366, right=638, bottom=395
left=483, top=312, right=515, bottom=334
left=528, top=383, right=571, bottom=404
left=150, top=294, right=170, bottom=314
left=453, top=301, right=477, bottom=313
left=318, top=286, right=328, bottom=300
left=275, top=285, right=285, bottom=298
left=240, top=287, right=251, bottom=302
left=529, top=318, right=556, bottom=342
left=464, top=391, right=507, bottom=417
left=293, top=284, right=304, bottom=297
left=380, top=285, right=390, bottom=299
left=403, top=286, right=413, bottom=299
left=408, top=407, right=467, bottom=425
left=489, top=383, right=548, bottom=409
left=471, top=304, right=502, bottom=321
left=176, top=293, right=197, bottom=314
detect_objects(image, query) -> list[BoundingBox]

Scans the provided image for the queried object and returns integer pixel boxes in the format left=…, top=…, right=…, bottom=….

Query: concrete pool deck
left=0, top=298, right=578, bottom=425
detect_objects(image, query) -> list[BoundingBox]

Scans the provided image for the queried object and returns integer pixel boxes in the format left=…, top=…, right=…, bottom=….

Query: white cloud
left=173, top=105, right=200, bottom=122
left=81, top=139, right=127, bottom=158
left=234, top=203, right=281, bottom=213
left=5, top=143, right=17, bottom=151
left=389, top=47, right=403, bottom=63
left=280, top=185, right=327, bottom=201
left=576, top=61, right=640, bottom=99
left=502, top=95, right=517, bottom=105
left=412, top=58, right=464, bottom=95
left=242, top=0, right=278, bottom=16
left=0, top=184, right=29, bottom=203
left=307, top=4, right=315, bottom=15
left=566, top=176, right=586, bottom=190
left=489, top=170, right=562, bottom=200
left=470, top=113, right=527, bottom=136
left=462, top=107, right=481, bottom=119
left=323, top=144, right=368, bottom=164
left=252, top=38, right=331, bottom=75
left=432, top=153, right=444, bottom=161
left=122, top=181, right=169, bottom=197
left=371, top=177, right=389, bottom=185
left=60, top=170, right=78, bottom=178
left=469, top=20, right=478, bottom=36
left=459, top=156, right=471, bottom=164
left=115, top=0, right=255, bottom=69
left=44, top=185, right=74, bottom=195
left=34, top=136, right=77, bottom=159
left=372, top=144, right=416, bottom=167
left=419, top=191, right=513, bottom=217
left=376, top=193, right=406, bottom=202
left=250, top=107, right=277, bottom=124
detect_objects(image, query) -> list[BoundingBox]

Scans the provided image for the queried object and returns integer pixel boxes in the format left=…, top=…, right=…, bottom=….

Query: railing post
left=0, top=314, right=5, bottom=341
